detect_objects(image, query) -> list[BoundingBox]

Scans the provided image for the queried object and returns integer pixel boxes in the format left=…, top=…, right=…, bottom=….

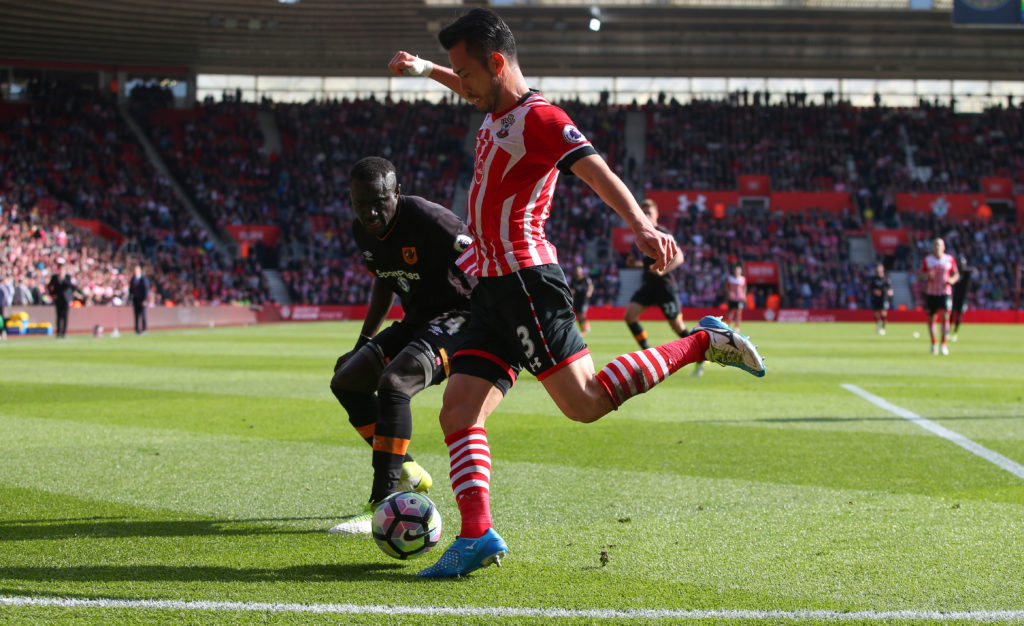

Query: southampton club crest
left=496, top=113, right=515, bottom=139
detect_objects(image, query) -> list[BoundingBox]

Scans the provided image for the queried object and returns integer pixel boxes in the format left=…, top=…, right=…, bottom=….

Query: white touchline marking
left=2, top=596, right=1024, bottom=621
left=841, top=383, right=1024, bottom=480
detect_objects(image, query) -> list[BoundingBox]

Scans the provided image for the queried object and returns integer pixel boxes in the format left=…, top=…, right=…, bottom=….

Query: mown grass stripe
left=3, top=595, right=1023, bottom=621
left=841, top=383, right=1024, bottom=479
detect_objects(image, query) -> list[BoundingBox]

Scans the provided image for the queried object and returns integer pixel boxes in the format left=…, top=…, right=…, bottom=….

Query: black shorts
left=368, top=310, right=471, bottom=386
left=871, top=297, right=890, bottom=312
left=952, top=296, right=967, bottom=314
left=451, top=264, right=589, bottom=391
left=572, top=295, right=588, bottom=318
left=727, top=299, right=745, bottom=311
left=925, top=294, right=952, bottom=315
left=629, top=284, right=680, bottom=319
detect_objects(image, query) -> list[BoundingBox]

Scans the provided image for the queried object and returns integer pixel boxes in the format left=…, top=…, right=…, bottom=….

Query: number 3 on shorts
left=516, top=325, right=535, bottom=358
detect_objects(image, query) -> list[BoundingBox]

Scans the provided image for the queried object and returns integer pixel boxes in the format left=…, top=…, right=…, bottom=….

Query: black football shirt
left=352, top=195, right=475, bottom=324
left=635, top=225, right=680, bottom=293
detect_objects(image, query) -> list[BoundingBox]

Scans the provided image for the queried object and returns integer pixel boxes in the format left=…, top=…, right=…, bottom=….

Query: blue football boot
left=416, top=528, right=508, bottom=578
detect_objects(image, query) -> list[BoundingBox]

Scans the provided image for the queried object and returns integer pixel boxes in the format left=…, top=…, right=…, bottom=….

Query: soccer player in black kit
left=328, top=156, right=475, bottom=534
left=950, top=255, right=972, bottom=342
left=623, top=199, right=700, bottom=373
left=869, top=262, right=893, bottom=335
left=569, top=265, right=594, bottom=335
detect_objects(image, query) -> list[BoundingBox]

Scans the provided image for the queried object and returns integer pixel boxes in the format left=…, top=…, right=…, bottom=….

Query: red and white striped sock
left=596, top=331, right=710, bottom=407
left=446, top=426, right=492, bottom=539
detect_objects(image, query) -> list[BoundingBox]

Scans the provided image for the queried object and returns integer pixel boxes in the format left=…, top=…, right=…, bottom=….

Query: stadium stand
left=3, top=78, right=1020, bottom=314
left=0, top=81, right=268, bottom=307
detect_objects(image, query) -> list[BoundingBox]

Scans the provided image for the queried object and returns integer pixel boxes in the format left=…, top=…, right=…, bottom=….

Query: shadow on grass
left=0, top=517, right=337, bottom=541
left=0, top=561, right=407, bottom=585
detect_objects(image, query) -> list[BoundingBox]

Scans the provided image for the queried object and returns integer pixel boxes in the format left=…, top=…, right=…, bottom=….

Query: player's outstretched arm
left=571, top=154, right=680, bottom=274
left=388, top=50, right=466, bottom=101
left=361, top=279, right=395, bottom=339
left=334, top=279, right=395, bottom=372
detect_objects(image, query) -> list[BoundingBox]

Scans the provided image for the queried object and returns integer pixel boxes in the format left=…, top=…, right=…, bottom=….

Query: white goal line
left=3, top=595, right=1024, bottom=621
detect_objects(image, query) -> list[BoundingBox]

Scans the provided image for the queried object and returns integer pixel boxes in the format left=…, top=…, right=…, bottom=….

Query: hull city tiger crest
left=402, top=246, right=418, bottom=265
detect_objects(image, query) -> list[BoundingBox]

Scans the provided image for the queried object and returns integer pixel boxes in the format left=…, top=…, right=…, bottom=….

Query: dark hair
left=350, top=156, right=397, bottom=186
left=438, top=8, right=517, bottom=70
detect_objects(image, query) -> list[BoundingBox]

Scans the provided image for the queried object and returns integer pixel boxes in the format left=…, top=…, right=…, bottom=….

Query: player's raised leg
left=549, top=316, right=765, bottom=421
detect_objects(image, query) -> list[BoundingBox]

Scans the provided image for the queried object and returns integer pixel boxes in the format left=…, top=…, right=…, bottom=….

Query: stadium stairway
left=889, top=271, right=913, bottom=309
left=848, top=235, right=874, bottom=265
left=615, top=268, right=643, bottom=306
left=257, top=110, right=283, bottom=157
left=262, top=269, right=291, bottom=305
left=119, top=103, right=233, bottom=258
left=446, top=112, right=485, bottom=222
left=624, top=111, right=646, bottom=194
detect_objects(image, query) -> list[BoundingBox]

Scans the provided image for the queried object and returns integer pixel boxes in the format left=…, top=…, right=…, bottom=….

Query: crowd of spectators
left=1, top=81, right=268, bottom=307
left=3, top=80, right=1021, bottom=314
left=133, top=94, right=472, bottom=304
left=644, top=97, right=1024, bottom=195
left=900, top=104, right=1024, bottom=194
left=0, top=193, right=267, bottom=308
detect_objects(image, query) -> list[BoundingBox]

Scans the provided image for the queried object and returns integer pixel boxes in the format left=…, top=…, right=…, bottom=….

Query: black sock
left=370, top=389, right=414, bottom=502
left=627, top=321, right=649, bottom=349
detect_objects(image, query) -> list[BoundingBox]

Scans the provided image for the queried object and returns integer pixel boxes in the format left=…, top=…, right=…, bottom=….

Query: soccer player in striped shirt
left=919, top=237, right=959, bottom=355
left=389, top=8, right=766, bottom=578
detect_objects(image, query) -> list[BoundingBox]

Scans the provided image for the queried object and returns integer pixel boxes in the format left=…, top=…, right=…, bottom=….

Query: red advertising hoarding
left=894, top=193, right=986, bottom=219
left=612, top=227, right=636, bottom=254
left=226, top=224, right=281, bottom=247
left=744, top=261, right=779, bottom=285
left=645, top=191, right=740, bottom=221
left=738, top=174, right=771, bottom=196
left=981, top=177, right=1013, bottom=198
left=871, top=228, right=909, bottom=256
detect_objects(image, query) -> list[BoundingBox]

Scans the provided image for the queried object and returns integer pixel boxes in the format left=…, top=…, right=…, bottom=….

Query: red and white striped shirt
left=921, top=253, right=958, bottom=296
left=727, top=275, right=747, bottom=301
left=457, top=91, right=595, bottom=277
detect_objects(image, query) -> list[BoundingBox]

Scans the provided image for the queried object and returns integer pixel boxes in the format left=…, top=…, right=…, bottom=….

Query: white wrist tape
left=406, top=56, right=434, bottom=77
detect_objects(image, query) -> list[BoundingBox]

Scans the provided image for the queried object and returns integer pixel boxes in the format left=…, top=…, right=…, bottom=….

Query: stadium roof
left=1, top=0, right=1021, bottom=80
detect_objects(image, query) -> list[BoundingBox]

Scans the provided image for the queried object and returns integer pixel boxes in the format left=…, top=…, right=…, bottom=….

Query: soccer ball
left=371, top=492, right=442, bottom=560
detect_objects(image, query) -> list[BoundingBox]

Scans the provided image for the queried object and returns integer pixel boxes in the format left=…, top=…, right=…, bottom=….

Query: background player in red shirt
left=389, top=8, right=766, bottom=578
left=724, top=265, right=747, bottom=330
left=919, top=237, right=959, bottom=355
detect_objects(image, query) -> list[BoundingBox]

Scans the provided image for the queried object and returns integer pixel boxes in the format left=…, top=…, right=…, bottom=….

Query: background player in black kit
left=569, top=265, right=594, bottom=336
left=328, top=156, right=475, bottom=534
left=950, top=255, right=972, bottom=342
left=623, top=199, right=699, bottom=371
left=869, top=262, right=893, bottom=335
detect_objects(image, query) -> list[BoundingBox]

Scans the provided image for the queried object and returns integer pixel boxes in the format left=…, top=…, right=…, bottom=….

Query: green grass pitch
left=1, top=320, right=1023, bottom=624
